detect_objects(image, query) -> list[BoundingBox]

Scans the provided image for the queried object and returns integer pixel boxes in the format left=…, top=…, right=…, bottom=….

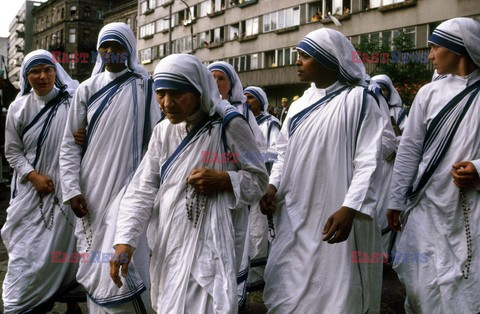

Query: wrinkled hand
left=110, top=244, right=134, bottom=288
left=322, top=206, right=356, bottom=244
left=27, top=171, right=54, bottom=195
left=187, top=167, right=232, bottom=195
left=73, top=128, right=87, bottom=146
left=451, top=161, right=479, bottom=189
left=69, top=194, right=88, bottom=218
left=387, top=209, right=402, bottom=232
left=260, top=184, right=277, bottom=215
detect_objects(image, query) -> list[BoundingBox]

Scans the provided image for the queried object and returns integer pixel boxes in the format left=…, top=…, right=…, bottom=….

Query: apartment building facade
left=8, top=1, right=43, bottom=89
left=137, top=0, right=479, bottom=104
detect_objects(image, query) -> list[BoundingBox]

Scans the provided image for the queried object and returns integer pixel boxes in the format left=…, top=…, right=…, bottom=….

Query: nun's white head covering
left=92, top=22, right=148, bottom=78
left=154, top=54, right=229, bottom=116
left=428, top=17, right=480, bottom=68
left=372, top=74, right=403, bottom=107
left=244, top=86, right=268, bottom=113
left=296, top=28, right=366, bottom=86
left=18, top=49, right=79, bottom=99
left=207, top=61, right=246, bottom=105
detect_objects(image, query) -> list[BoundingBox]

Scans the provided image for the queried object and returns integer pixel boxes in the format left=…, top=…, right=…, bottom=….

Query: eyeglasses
left=27, top=66, right=55, bottom=78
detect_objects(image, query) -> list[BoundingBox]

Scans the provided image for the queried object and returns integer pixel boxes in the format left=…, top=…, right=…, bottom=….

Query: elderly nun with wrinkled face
left=2, top=49, right=82, bottom=313
left=111, top=54, right=268, bottom=313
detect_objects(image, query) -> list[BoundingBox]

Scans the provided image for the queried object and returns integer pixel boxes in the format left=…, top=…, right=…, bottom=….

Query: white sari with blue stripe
left=115, top=110, right=268, bottom=313
left=2, top=88, right=79, bottom=313
left=59, top=68, right=160, bottom=308
left=265, top=81, right=384, bottom=313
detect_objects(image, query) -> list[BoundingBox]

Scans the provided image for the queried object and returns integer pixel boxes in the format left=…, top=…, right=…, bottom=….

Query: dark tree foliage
left=354, top=31, right=432, bottom=107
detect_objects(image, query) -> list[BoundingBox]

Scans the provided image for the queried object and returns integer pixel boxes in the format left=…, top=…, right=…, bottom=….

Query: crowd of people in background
left=1, top=16, right=479, bottom=314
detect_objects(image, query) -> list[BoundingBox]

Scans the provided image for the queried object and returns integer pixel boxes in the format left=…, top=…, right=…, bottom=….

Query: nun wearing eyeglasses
left=110, top=54, right=268, bottom=313
left=261, top=28, right=384, bottom=313
left=59, top=22, right=160, bottom=312
left=2, top=49, right=82, bottom=313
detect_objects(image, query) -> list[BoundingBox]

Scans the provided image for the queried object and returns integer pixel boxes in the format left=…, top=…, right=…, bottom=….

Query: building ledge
left=142, top=34, right=154, bottom=40
left=144, top=8, right=154, bottom=15
left=160, top=28, right=169, bottom=34
left=207, top=42, right=224, bottom=49
left=207, top=10, right=225, bottom=18
left=161, top=1, right=174, bottom=8
left=238, top=34, right=257, bottom=42
left=238, top=0, right=258, bottom=8
left=321, top=14, right=350, bottom=24
left=379, top=0, right=417, bottom=12
left=141, top=59, right=152, bottom=64
left=275, top=25, right=300, bottom=34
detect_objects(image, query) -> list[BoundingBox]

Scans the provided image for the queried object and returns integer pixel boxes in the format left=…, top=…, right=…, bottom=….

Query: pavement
left=0, top=181, right=406, bottom=313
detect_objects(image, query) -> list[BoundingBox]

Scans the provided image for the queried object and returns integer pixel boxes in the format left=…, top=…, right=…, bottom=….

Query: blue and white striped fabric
left=296, top=28, right=367, bottom=86
left=92, top=22, right=148, bottom=78
left=372, top=74, right=403, bottom=108
left=18, top=50, right=78, bottom=98
left=154, top=54, right=228, bottom=116
left=244, top=86, right=268, bottom=112
left=428, top=17, right=480, bottom=68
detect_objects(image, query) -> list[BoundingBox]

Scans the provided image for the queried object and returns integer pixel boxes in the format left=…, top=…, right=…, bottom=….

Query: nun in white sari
left=388, top=17, right=480, bottom=313
left=111, top=54, right=268, bottom=313
left=243, top=86, right=280, bottom=289
left=59, top=23, right=160, bottom=312
left=262, top=29, right=384, bottom=313
left=2, top=49, right=80, bottom=313
left=208, top=61, right=267, bottom=306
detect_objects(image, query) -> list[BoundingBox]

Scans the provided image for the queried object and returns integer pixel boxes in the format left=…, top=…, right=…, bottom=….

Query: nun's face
left=98, top=41, right=128, bottom=73
left=156, top=89, right=200, bottom=124
left=296, top=50, right=338, bottom=87
left=245, top=93, right=262, bottom=116
left=211, top=70, right=230, bottom=99
left=27, top=64, right=56, bottom=96
left=428, top=44, right=462, bottom=75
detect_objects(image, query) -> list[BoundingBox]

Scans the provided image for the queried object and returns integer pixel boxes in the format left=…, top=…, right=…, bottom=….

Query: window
left=126, top=18, right=131, bottom=28
left=84, top=28, right=91, bottom=38
left=61, top=8, right=64, bottom=19
left=263, top=7, right=299, bottom=33
left=229, top=23, right=239, bottom=41
left=140, top=23, right=155, bottom=38
left=69, top=53, right=76, bottom=70
left=211, top=0, right=225, bottom=12
left=140, top=48, right=152, bottom=63
left=200, top=31, right=209, bottom=47
left=84, top=6, right=91, bottom=18
left=199, top=1, right=210, bottom=17
left=69, top=28, right=76, bottom=43
left=382, top=0, right=406, bottom=5
left=264, top=50, right=276, bottom=68
left=251, top=53, right=258, bottom=70
left=159, top=44, right=165, bottom=57
left=244, top=17, right=258, bottom=37
left=70, top=5, right=77, bottom=16
left=156, top=19, right=167, bottom=32
left=210, top=27, right=224, bottom=44
left=307, top=1, right=322, bottom=22
left=404, top=27, right=416, bottom=48
left=149, top=0, right=156, bottom=9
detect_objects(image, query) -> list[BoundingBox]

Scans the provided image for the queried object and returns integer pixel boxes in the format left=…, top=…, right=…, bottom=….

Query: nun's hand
left=73, top=128, right=87, bottom=146
left=260, top=184, right=277, bottom=215
left=322, top=206, right=356, bottom=244
left=110, top=244, right=134, bottom=288
left=188, top=167, right=233, bottom=195
left=451, top=161, right=479, bottom=189
left=27, top=171, right=54, bottom=195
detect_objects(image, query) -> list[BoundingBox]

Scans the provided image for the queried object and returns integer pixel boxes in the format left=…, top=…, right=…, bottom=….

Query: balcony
left=238, top=34, right=257, bottom=42
left=161, top=0, right=174, bottom=7
left=275, top=25, right=300, bottom=35
left=379, top=0, right=417, bottom=12
left=238, top=0, right=257, bottom=8
left=207, top=10, right=225, bottom=18
left=144, top=8, right=154, bottom=15
left=15, top=30, right=25, bottom=38
left=207, top=41, right=224, bottom=49
left=15, top=44, right=24, bottom=52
